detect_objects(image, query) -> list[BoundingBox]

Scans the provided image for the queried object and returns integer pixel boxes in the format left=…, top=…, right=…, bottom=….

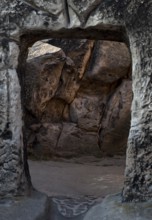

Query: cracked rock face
left=24, top=40, right=131, bottom=158
left=1, top=0, right=152, bottom=203
left=0, top=40, right=29, bottom=197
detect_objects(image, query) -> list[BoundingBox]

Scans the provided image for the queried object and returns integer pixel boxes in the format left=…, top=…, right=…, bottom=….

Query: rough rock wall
left=24, top=40, right=131, bottom=158
left=0, top=0, right=152, bottom=202
left=122, top=2, right=152, bottom=202
left=0, top=40, right=30, bottom=197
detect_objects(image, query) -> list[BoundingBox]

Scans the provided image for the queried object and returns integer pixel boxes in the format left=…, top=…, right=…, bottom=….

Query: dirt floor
left=28, top=156, right=125, bottom=219
left=29, top=156, right=125, bottom=198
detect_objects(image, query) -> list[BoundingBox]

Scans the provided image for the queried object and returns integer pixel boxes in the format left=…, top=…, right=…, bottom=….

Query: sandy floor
left=28, top=156, right=125, bottom=199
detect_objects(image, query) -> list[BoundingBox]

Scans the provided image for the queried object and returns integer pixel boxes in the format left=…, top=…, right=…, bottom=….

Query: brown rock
left=27, top=123, right=62, bottom=158
left=85, top=41, right=131, bottom=83
left=25, top=39, right=132, bottom=158
left=48, top=39, right=95, bottom=79
left=57, top=123, right=101, bottom=157
left=70, top=94, right=105, bottom=132
left=53, top=39, right=95, bottom=103
left=99, top=80, right=132, bottom=155
left=55, top=57, right=80, bottom=103
left=41, top=98, right=67, bottom=123
left=25, top=42, right=66, bottom=117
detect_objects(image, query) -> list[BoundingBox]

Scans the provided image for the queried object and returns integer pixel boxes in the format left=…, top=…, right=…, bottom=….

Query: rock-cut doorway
left=18, top=35, right=132, bottom=218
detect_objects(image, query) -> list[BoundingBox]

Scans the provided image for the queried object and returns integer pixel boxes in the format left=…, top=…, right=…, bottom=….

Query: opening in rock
left=24, top=39, right=132, bottom=159
left=19, top=37, right=132, bottom=218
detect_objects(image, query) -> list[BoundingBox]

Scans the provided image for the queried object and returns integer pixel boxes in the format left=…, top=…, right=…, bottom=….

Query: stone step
left=0, top=191, right=50, bottom=220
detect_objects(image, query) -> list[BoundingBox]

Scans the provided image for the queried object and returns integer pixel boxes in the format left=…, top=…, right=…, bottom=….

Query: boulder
left=57, top=123, right=101, bottom=157
left=24, top=39, right=132, bottom=158
left=70, top=94, right=105, bottom=132
left=25, top=42, right=66, bottom=117
left=27, top=123, right=62, bottom=158
left=85, top=41, right=131, bottom=83
left=50, top=39, right=95, bottom=103
left=99, top=80, right=132, bottom=155
left=48, top=39, right=94, bottom=79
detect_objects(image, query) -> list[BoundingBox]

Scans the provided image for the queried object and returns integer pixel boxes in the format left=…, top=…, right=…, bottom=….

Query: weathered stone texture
left=24, top=40, right=131, bottom=158
left=57, top=122, right=99, bottom=157
left=123, top=35, right=152, bottom=202
left=0, top=0, right=152, bottom=204
left=85, top=41, right=130, bottom=83
left=122, top=2, right=152, bottom=202
left=0, top=40, right=29, bottom=197
left=99, top=80, right=132, bottom=156
left=25, top=42, right=65, bottom=117
left=70, top=94, right=103, bottom=132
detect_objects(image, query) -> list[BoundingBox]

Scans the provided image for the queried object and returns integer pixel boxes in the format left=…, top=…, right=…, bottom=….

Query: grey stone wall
left=0, top=39, right=30, bottom=197
left=0, top=0, right=152, bottom=202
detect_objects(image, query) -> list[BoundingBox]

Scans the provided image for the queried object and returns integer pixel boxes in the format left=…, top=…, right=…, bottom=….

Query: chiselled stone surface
left=0, top=39, right=29, bottom=197
left=0, top=0, right=152, bottom=205
left=122, top=2, right=152, bottom=202
left=67, top=0, right=102, bottom=26
left=122, top=36, right=152, bottom=201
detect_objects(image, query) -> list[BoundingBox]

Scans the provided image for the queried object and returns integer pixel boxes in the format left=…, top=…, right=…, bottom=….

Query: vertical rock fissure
left=55, top=122, right=64, bottom=152
left=63, top=0, right=70, bottom=26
